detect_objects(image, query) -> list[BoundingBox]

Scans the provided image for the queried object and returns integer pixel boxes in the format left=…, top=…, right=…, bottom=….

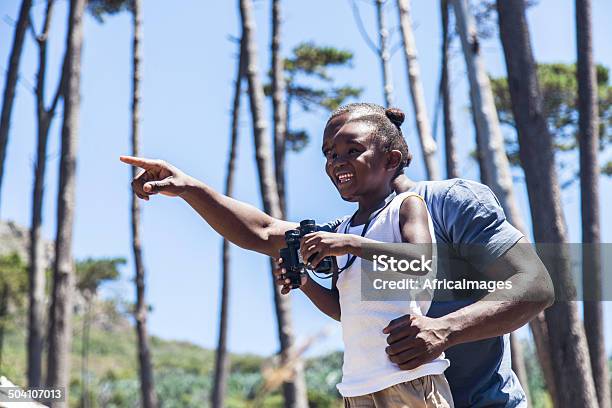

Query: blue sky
left=0, top=0, right=610, bottom=357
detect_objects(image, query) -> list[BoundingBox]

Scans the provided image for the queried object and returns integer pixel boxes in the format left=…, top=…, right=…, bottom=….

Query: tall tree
left=129, top=1, right=157, bottom=407
left=576, top=1, right=609, bottom=407
left=238, top=0, right=308, bottom=406
left=46, top=0, right=86, bottom=405
left=375, top=0, right=394, bottom=107
left=451, top=0, right=527, bottom=235
left=491, top=63, right=612, bottom=186
left=211, top=38, right=244, bottom=408
left=491, top=59, right=612, bottom=408
left=452, top=1, right=553, bottom=402
left=440, top=0, right=459, bottom=179
left=27, top=0, right=65, bottom=389
left=496, top=1, right=599, bottom=407
left=271, top=0, right=289, bottom=216
left=0, top=0, right=33, bottom=212
left=396, top=0, right=439, bottom=179
left=75, top=257, right=123, bottom=408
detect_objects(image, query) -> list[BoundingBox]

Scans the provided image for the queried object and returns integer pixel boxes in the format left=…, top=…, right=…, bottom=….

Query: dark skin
left=120, top=112, right=553, bottom=373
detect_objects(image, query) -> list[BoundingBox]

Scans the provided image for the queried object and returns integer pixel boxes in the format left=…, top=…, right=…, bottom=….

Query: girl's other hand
left=274, top=257, right=307, bottom=294
left=300, top=232, right=356, bottom=269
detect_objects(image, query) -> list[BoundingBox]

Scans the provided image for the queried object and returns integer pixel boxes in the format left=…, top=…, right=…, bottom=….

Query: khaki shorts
left=343, top=375, right=454, bottom=408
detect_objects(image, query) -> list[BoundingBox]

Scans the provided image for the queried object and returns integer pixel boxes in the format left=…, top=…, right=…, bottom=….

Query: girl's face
left=322, top=115, right=398, bottom=203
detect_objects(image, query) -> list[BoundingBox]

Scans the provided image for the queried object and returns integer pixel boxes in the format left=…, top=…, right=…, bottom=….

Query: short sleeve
left=319, top=216, right=350, bottom=233
left=442, top=180, right=524, bottom=268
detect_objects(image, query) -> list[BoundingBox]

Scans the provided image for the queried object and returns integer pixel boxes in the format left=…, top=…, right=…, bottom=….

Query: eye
left=348, top=148, right=359, bottom=155
left=324, top=150, right=335, bottom=160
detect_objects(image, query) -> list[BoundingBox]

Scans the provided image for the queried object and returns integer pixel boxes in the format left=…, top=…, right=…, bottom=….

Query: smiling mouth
left=336, top=171, right=354, bottom=185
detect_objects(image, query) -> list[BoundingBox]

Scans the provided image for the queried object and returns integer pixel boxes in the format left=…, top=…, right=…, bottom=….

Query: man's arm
left=440, top=237, right=553, bottom=345
left=120, top=156, right=296, bottom=257
left=384, top=237, right=554, bottom=370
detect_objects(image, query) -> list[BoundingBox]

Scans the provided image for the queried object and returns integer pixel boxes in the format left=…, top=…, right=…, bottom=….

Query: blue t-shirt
left=325, top=178, right=526, bottom=408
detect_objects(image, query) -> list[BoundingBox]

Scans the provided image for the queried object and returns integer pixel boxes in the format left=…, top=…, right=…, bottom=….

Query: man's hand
left=120, top=156, right=193, bottom=199
left=274, top=258, right=308, bottom=294
left=383, top=314, right=451, bottom=371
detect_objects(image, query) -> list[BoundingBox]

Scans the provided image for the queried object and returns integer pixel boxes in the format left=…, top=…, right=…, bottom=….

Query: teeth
left=337, top=172, right=354, bottom=184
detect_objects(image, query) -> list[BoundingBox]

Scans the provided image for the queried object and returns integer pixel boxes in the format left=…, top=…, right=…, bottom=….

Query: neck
left=357, top=186, right=393, bottom=216
left=392, top=174, right=416, bottom=193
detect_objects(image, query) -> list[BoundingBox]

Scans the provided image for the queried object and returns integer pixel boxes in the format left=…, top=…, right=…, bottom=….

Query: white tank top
left=335, top=191, right=450, bottom=397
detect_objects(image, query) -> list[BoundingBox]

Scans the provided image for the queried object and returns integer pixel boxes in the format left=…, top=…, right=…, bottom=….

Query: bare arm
left=182, top=178, right=296, bottom=256
left=436, top=237, right=554, bottom=346
left=300, top=274, right=341, bottom=321
left=384, top=237, right=554, bottom=370
left=120, top=156, right=296, bottom=257
left=274, top=259, right=341, bottom=321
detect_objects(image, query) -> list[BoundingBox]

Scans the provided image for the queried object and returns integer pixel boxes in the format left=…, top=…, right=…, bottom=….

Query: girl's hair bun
left=385, top=107, right=405, bottom=127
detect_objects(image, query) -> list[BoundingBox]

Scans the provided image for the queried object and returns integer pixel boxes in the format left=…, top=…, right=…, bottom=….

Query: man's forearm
left=442, top=297, right=547, bottom=348
left=441, top=240, right=554, bottom=348
left=181, top=177, right=297, bottom=257
left=300, top=275, right=341, bottom=321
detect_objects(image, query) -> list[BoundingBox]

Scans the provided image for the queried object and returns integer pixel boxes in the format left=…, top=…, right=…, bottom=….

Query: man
left=120, top=104, right=553, bottom=407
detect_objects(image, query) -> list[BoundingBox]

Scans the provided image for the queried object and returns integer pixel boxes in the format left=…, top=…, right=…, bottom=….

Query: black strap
left=336, top=192, right=396, bottom=274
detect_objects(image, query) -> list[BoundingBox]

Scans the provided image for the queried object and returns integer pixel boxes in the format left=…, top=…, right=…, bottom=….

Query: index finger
left=383, top=314, right=412, bottom=334
left=120, top=155, right=160, bottom=170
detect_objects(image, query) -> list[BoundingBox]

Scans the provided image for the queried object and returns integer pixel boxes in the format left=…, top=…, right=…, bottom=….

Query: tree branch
left=348, top=0, right=379, bottom=54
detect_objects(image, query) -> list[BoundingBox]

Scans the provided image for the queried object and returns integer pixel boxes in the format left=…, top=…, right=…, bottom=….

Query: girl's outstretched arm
left=120, top=156, right=297, bottom=257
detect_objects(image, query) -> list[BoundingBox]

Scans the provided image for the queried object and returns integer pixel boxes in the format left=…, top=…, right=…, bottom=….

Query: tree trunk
left=530, top=312, right=559, bottom=407
left=28, top=0, right=63, bottom=389
left=271, top=0, right=288, bottom=215
left=0, top=284, right=8, bottom=371
left=211, top=38, right=244, bottom=408
left=576, top=1, right=609, bottom=407
left=452, top=1, right=556, bottom=402
left=375, top=0, right=393, bottom=107
left=238, top=1, right=308, bottom=407
left=270, top=4, right=309, bottom=406
left=509, top=333, right=531, bottom=406
left=451, top=0, right=526, bottom=235
left=46, top=0, right=85, bottom=406
left=496, top=1, right=599, bottom=407
left=0, top=0, right=32, bottom=212
left=80, top=296, right=91, bottom=408
left=396, top=0, right=438, bottom=180
left=440, top=0, right=459, bottom=179
left=130, top=2, right=158, bottom=407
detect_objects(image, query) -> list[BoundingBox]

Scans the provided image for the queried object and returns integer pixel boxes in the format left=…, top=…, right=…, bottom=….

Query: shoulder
left=417, top=178, right=496, bottom=203
left=396, top=193, right=432, bottom=243
left=397, top=193, right=429, bottom=222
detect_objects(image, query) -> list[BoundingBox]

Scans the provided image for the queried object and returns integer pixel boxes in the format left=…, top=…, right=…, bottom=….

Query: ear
left=386, top=150, right=403, bottom=173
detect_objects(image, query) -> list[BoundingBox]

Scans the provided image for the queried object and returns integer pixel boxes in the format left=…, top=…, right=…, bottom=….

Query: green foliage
left=87, top=0, right=133, bottom=22
left=265, top=42, right=362, bottom=152
left=75, top=257, right=124, bottom=298
left=491, top=63, right=612, bottom=185
left=0, top=253, right=28, bottom=308
left=521, top=339, right=553, bottom=408
left=0, top=296, right=345, bottom=406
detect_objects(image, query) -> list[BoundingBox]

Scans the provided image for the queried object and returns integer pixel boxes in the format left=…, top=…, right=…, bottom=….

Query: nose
left=331, top=153, right=349, bottom=170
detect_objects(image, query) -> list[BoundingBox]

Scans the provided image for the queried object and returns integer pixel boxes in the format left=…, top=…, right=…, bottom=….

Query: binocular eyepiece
left=279, top=219, right=336, bottom=289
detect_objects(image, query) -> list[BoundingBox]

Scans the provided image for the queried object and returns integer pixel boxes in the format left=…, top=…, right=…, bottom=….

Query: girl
left=278, top=104, right=453, bottom=407
left=120, top=102, right=454, bottom=407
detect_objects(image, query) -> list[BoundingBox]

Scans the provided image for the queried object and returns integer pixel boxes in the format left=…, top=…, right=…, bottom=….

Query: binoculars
left=279, top=219, right=336, bottom=288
